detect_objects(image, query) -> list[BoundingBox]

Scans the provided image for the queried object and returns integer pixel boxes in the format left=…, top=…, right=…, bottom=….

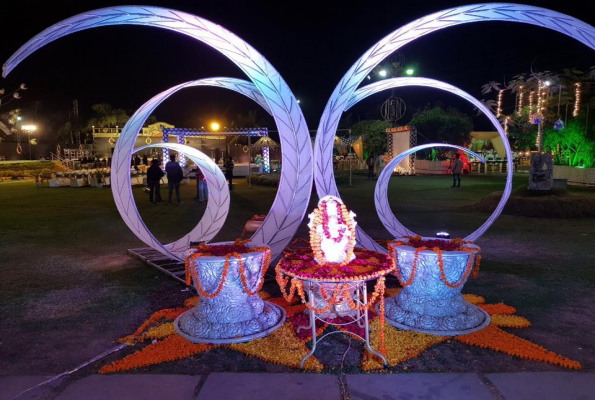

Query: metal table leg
left=363, top=283, right=388, bottom=366
left=300, top=283, right=318, bottom=369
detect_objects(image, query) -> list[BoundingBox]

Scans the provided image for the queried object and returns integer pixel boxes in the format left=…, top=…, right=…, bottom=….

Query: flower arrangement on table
left=275, top=195, right=394, bottom=356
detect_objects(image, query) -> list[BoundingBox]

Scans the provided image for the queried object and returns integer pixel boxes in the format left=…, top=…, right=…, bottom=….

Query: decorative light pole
left=21, top=124, right=37, bottom=160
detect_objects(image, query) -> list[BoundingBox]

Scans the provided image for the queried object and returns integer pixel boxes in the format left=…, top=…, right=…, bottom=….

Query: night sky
left=1, top=0, right=593, bottom=136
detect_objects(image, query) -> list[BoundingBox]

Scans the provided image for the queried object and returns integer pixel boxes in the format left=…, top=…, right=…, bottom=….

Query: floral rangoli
left=98, top=288, right=581, bottom=373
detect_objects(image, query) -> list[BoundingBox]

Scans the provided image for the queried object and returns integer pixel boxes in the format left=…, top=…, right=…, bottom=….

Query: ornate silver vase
left=383, top=238, right=489, bottom=336
left=175, top=248, right=285, bottom=344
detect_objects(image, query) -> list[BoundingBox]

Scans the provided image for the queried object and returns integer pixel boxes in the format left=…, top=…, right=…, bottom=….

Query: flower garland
left=239, top=246, right=271, bottom=296
left=390, top=236, right=481, bottom=288
left=185, top=239, right=272, bottom=299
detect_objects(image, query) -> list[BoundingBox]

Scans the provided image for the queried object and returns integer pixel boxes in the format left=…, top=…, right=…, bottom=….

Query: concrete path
left=1, top=372, right=594, bottom=400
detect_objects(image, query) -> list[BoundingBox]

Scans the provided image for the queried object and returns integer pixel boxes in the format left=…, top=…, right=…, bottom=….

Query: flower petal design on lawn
left=98, top=291, right=581, bottom=373
left=230, top=322, right=323, bottom=371
left=362, top=318, right=448, bottom=371
left=490, top=314, right=531, bottom=329
left=479, top=303, right=516, bottom=315
left=99, top=335, right=212, bottom=373
left=455, top=325, right=581, bottom=370
left=463, top=294, right=485, bottom=305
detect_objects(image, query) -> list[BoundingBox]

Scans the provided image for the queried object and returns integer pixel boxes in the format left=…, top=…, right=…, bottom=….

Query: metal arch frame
left=314, top=3, right=595, bottom=252
left=112, top=77, right=272, bottom=259
left=375, top=144, right=485, bottom=239
left=131, top=143, right=230, bottom=259
left=345, top=77, right=512, bottom=249
left=3, top=6, right=313, bottom=260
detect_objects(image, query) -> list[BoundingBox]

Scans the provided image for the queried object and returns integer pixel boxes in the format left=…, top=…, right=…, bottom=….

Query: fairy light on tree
left=573, top=83, right=581, bottom=117
left=517, top=86, right=524, bottom=114
left=496, top=89, right=504, bottom=116
left=528, top=91, right=535, bottom=122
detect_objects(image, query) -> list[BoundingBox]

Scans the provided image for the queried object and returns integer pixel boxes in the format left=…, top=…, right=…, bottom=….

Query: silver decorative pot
left=175, top=247, right=285, bottom=344
left=383, top=238, right=489, bottom=336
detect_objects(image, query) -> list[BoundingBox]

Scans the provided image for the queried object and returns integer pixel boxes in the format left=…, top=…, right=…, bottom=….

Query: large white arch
left=375, top=144, right=485, bottom=239
left=315, top=3, right=595, bottom=251
left=3, top=6, right=312, bottom=259
left=130, top=143, right=230, bottom=259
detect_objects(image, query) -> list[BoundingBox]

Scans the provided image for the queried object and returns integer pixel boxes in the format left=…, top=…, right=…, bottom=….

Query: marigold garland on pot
left=186, top=240, right=272, bottom=299
left=390, top=236, right=481, bottom=288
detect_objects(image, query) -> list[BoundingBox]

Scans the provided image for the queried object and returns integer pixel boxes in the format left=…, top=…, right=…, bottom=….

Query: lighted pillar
left=177, top=135, right=187, bottom=167
left=263, top=146, right=270, bottom=173
left=162, top=131, right=169, bottom=162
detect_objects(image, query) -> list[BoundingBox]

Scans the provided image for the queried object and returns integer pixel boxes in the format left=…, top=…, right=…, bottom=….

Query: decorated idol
left=308, top=195, right=357, bottom=265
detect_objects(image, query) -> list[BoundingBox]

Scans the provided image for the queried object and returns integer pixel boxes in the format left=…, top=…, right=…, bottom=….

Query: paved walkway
left=1, top=372, right=594, bottom=400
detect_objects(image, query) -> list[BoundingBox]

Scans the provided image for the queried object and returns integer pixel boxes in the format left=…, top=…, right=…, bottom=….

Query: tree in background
left=409, top=106, right=473, bottom=146
left=86, top=103, right=129, bottom=129
left=350, top=120, right=389, bottom=158
left=543, top=118, right=595, bottom=168
left=480, top=66, right=594, bottom=153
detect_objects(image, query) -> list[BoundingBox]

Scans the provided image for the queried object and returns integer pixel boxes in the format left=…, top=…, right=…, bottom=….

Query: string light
left=528, top=91, right=534, bottom=122
left=504, top=116, right=510, bottom=135
left=517, top=86, right=524, bottom=114
left=536, top=81, right=543, bottom=114
left=497, top=89, right=504, bottom=117
left=573, top=83, right=581, bottom=117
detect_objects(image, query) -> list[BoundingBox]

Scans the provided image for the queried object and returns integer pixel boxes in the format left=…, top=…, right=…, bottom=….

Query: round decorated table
left=276, top=248, right=394, bottom=368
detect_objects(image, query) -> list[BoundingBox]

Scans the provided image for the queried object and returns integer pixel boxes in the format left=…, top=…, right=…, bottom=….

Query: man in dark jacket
left=165, top=154, right=184, bottom=204
left=224, top=157, right=234, bottom=191
left=147, top=158, right=164, bottom=204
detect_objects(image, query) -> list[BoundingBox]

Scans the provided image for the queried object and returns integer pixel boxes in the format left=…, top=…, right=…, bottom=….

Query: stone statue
left=529, top=152, right=553, bottom=191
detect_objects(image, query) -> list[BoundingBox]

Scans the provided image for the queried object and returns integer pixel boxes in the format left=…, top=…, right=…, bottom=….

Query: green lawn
left=1, top=173, right=594, bottom=374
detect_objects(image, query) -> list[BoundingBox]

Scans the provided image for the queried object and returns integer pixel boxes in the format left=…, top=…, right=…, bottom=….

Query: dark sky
left=1, top=0, right=593, bottom=133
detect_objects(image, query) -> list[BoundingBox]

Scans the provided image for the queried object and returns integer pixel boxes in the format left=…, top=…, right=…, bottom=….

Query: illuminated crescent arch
left=343, top=77, right=511, bottom=250
left=375, top=144, right=485, bottom=239
left=315, top=3, right=595, bottom=251
left=130, top=143, right=230, bottom=257
left=112, top=77, right=272, bottom=259
left=4, top=6, right=312, bottom=259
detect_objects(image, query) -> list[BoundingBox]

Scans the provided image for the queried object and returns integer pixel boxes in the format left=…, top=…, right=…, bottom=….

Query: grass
left=1, top=173, right=594, bottom=374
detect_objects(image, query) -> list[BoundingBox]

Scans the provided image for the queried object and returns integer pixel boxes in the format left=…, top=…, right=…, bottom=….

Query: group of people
left=145, top=155, right=236, bottom=205
left=146, top=155, right=185, bottom=205
left=81, top=155, right=111, bottom=167
left=132, top=154, right=149, bottom=170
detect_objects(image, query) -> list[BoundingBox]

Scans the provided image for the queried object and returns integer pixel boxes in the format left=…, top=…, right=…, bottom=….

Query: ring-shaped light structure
left=376, top=144, right=485, bottom=239
left=112, top=77, right=272, bottom=259
left=4, top=6, right=312, bottom=259
left=314, top=4, right=595, bottom=252
left=344, top=77, right=511, bottom=250
left=130, top=143, right=229, bottom=259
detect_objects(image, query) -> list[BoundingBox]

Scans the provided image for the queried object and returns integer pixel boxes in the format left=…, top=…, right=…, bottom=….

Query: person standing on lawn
left=147, top=158, right=164, bottom=204
left=195, top=168, right=208, bottom=202
left=366, top=154, right=375, bottom=180
left=452, top=153, right=463, bottom=188
left=224, top=156, right=235, bottom=190
left=165, top=154, right=184, bottom=204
